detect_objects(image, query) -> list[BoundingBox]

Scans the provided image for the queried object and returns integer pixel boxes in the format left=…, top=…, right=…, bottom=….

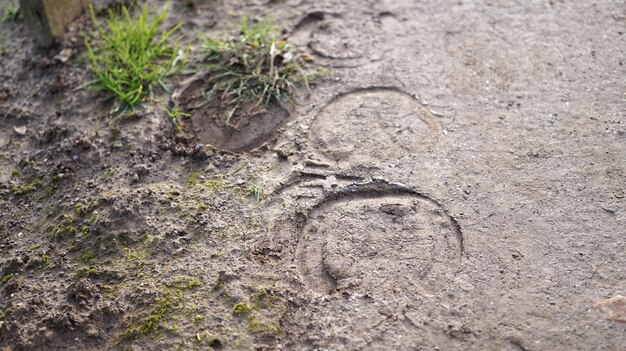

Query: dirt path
left=0, top=0, right=624, bottom=350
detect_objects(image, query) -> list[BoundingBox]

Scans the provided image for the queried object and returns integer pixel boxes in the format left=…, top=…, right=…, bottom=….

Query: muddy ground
left=0, top=0, right=625, bottom=350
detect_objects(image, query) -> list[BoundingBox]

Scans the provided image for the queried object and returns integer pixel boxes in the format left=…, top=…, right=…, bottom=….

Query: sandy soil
left=0, top=0, right=624, bottom=350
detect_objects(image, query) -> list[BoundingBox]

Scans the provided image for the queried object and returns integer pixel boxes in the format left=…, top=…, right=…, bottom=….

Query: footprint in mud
left=295, top=183, right=463, bottom=296
left=308, top=87, right=441, bottom=164
left=171, top=72, right=291, bottom=152
left=289, top=12, right=384, bottom=67
left=188, top=102, right=289, bottom=153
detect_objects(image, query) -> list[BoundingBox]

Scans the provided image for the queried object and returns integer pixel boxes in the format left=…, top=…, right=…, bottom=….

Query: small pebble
left=602, top=207, right=616, bottom=214
left=430, top=109, right=444, bottom=117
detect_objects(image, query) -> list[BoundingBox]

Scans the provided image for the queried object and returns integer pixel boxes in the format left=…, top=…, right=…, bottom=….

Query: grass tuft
left=244, top=184, right=263, bottom=202
left=0, top=0, right=20, bottom=23
left=200, top=18, right=314, bottom=126
left=84, top=4, right=187, bottom=109
left=163, top=104, right=190, bottom=131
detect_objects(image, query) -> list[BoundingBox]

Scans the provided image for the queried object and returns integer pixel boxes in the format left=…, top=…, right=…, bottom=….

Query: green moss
left=10, top=168, right=20, bottom=177
left=87, top=197, right=102, bottom=211
left=121, top=278, right=199, bottom=340
left=123, top=248, right=154, bottom=270
left=26, top=254, right=50, bottom=270
left=79, top=215, right=97, bottom=237
left=167, top=276, right=201, bottom=290
left=192, top=315, right=205, bottom=324
left=49, top=203, right=98, bottom=240
left=228, top=288, right=284, bottom=336
left=80, top=224, right=91, bottom=237
left=186, top=172, right=203, bottom=187
left=0, top=274, right=15, bottom=286
left=51, top=225, right=76, bottom=237
left=99, top=284, right=116, bottom=298
left=80, top=249, right=97, bottom=263
left=232, top=302, right=251, bottom=315
left=203, top=180, right=224, bottom=190
left=140, top=234, right=155, bottom=245
left=247, top=314, right=280, bottom=335
left=186, top=279, right=201, bottom=289
left=140, top=294, right=175, bottom=335
left=251, top=288, right=281, bottom=309
left=74, top=204, right=83, bottom=217
left=24, top=243, right=42, bottom=251
left=75, top=267, right=102, bottom=279
left=165, top=190, right=179, bottom=200
left=12, top=178, right=42, bottom=195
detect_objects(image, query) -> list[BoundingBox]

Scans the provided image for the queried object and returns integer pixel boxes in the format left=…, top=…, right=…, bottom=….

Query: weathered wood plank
left=19, top=0, right=91, bottom=47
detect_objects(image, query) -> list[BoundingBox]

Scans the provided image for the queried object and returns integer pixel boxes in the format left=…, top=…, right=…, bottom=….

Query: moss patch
left=233, top=302, right=252, bottom=315
left=0, top=274, right=15, bottom=286
left=80, top=249, right=97, bottom=263
left=230, top=288, right=284, bottom=337
left=120, top=277, right=202, bottom=341
left=75, top=267, right=103, bottom=279
left=12, top=178, right=43, bottom=195
left=23, top=243, right=42, bottom=251
left=247, top=314, right=280, bottom=335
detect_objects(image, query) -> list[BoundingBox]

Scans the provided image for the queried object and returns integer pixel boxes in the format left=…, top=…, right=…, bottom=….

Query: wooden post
left=19, top=0, right=91, bottom=47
